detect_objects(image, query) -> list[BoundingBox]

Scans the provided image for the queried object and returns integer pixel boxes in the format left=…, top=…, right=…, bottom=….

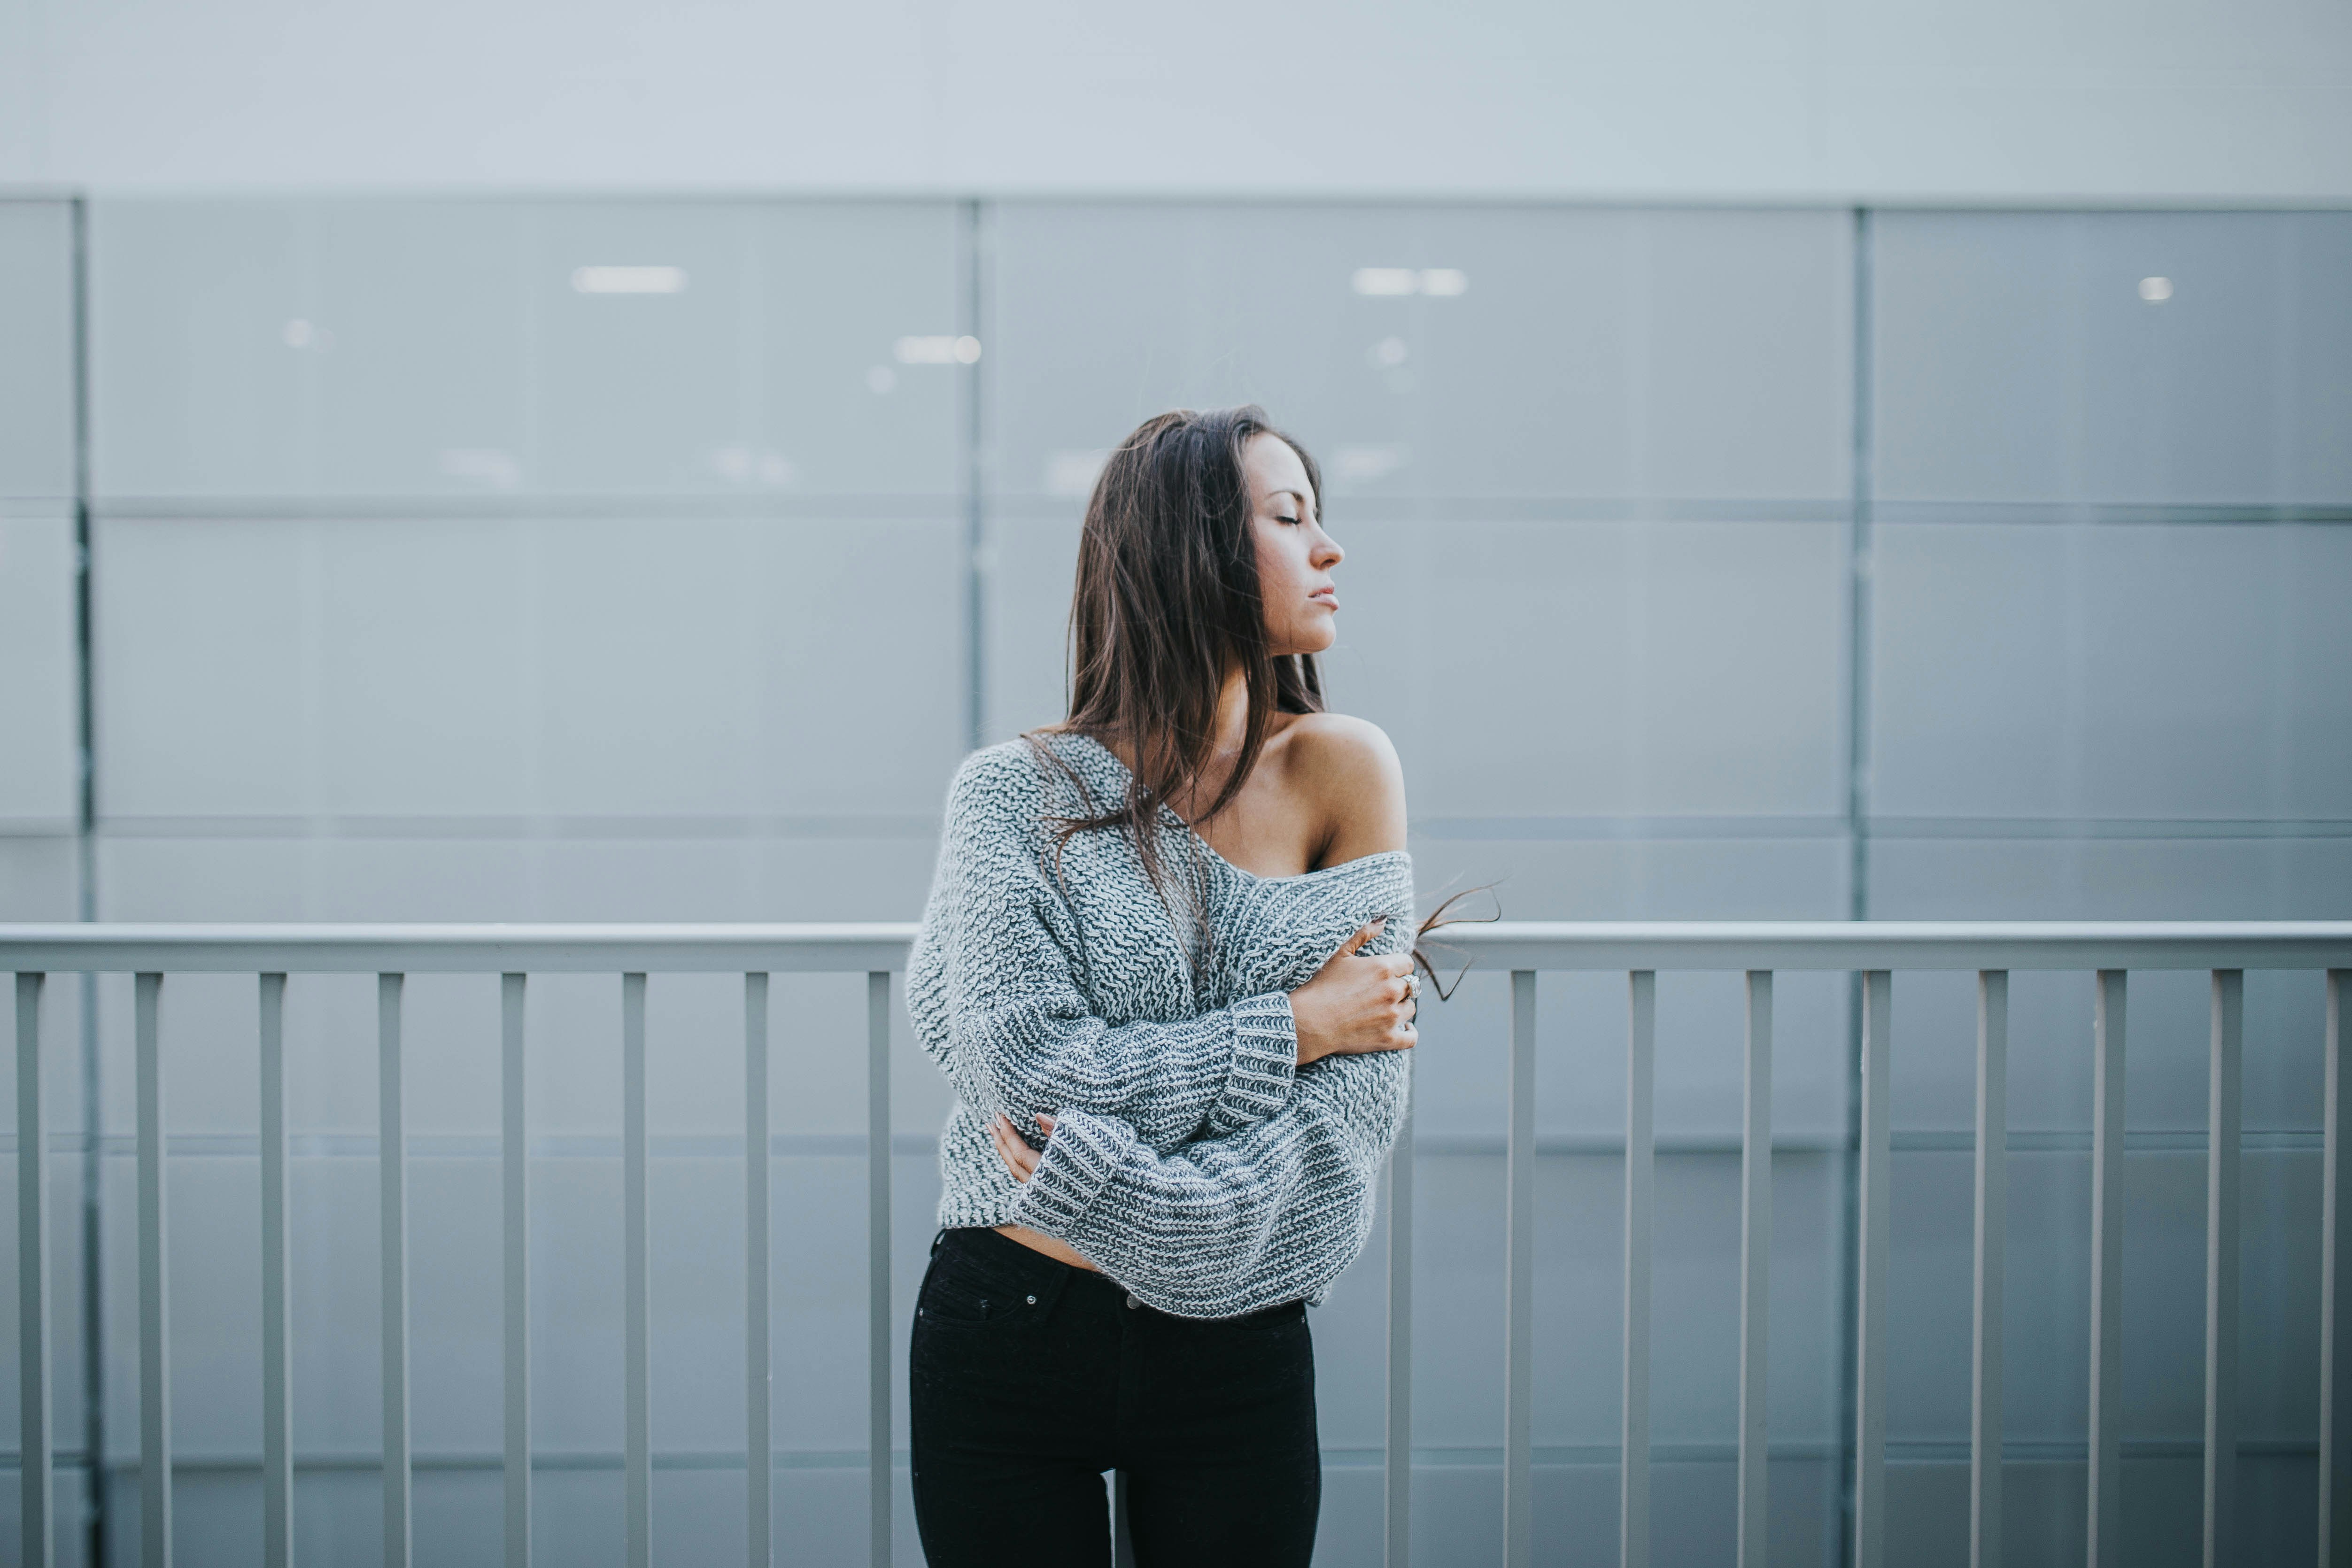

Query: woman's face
left=1245, top=433, right=1343, bottom=658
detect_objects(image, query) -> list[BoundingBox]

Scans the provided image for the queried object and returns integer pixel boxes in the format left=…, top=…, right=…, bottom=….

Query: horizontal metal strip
left=1873, top=501, right=2352, bottom=526
left=1869, top=816, right=2352, bottom=841
left=1335, top=1437, right=2321, bottom=1467
left=1437, top=922, right=2352, bottom=970
left=15, top=1437, right=2316, bottom=1474
left=997, top=497, right=2352, bottom=526
left=1413, top=1129, right=2323, bottom=1157
left=991, top=496, right=1858, bottom=524
left=8, top=920, right=2350, bottom=972
left=0, top=817, right=79, bottom=839
left=4, top=1128, right=2321, bottom=1159
left=0, top=924, right=920, bottom=972
left=99, top=494, right=2352, bottom=527
left=80, top=814, right=2352, bottom=845
left=11, top=1131, right=941, bottom=1159
left=1416, top=815, right=1848, bottom=841
left=91, top=494, right=964, bottom=522
left=98, top=813, right=941, bottom=841
left=0, top=496, right=75, bottom=518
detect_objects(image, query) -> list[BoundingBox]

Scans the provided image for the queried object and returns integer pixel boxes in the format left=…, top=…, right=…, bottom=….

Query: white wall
left=3, top=0, right=2350, bottom=200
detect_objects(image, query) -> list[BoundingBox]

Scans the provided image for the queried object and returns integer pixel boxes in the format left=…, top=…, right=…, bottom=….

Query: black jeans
left=909, top=1227, right=1321, bottom=1567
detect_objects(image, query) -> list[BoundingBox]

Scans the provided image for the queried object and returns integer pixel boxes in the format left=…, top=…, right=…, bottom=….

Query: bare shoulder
left=1279, top=712, right=1408, bottom=862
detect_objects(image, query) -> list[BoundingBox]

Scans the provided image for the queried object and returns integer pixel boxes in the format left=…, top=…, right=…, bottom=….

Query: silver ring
left=1404, top=972, right=1421, bottom=999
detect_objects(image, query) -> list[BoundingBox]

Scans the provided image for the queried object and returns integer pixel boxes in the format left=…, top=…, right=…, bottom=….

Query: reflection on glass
left=570, top=265, right=689, bottom=294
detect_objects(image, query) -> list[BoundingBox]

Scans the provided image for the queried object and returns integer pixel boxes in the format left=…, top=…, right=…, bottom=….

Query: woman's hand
left=1289, top=918, right=1419, bottom=1067
left=990, top=1112, right=1055, bottom=1183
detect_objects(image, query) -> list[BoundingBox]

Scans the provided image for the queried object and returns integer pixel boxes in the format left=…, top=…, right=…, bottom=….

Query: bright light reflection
left=1351, top=267, right=1469, bottom=297
left=572, top=265, right=689, bottom=295
left=896, top=335, right=983, bottom=365
left=2139, top=276, right=2174, bottom=302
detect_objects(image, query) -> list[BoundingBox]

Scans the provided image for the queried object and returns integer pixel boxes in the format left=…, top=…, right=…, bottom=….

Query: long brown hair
left=1027, top=406, right=1323, bottom=918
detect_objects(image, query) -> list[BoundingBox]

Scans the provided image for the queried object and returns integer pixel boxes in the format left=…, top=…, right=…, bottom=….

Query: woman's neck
left=1208, top=661, right=1251, bottom=760
left=1100, top=661, right=1275, bottom=819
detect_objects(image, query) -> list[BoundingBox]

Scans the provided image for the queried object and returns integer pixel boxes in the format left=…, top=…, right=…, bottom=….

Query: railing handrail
left=10, top=922, right=2352, bottom=1568
left=4, top=919, right=2349, bottom=972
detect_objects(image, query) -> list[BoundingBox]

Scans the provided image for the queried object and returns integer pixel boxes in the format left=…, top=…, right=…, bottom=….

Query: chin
left=1282, top=622, right=1339, bottom=657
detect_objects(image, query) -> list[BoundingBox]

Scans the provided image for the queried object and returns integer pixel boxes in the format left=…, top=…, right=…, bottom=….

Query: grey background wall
left=1, top=193, right=2348, bottom=1567
left=5, top=0, right=2351, bottom=200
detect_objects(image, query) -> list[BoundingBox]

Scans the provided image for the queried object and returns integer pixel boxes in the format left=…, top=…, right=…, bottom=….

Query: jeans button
left=1126, top=1293, right=1141, bottom=1310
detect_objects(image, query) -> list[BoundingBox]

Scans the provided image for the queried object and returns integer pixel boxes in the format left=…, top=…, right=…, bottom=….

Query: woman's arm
left=985, top=719, right=1418, bottom=1313
left=994, top=1042, right=1409, bottom=1316
left=906, top=745, right=1301, bottom=1149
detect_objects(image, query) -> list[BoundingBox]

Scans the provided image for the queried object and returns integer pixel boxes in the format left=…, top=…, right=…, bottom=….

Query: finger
left=1385, top=954, right=1415, bottom=979
left=1037, top=1114, right=1057, bottom=1137
left=1339, top=918, right=1386, bottom=958
left=992, top=1123, right=1037, bottom=1182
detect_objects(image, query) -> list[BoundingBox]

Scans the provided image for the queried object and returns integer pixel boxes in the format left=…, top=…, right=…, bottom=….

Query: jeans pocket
left=917, top=1264, right=1001, bottom=1328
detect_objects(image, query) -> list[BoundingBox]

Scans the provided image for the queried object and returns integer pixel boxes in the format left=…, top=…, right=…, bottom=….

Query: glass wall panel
left=91, top=200, right=964, bottom=500
left=1871, top=519, right=2352, bottom=822
left=95, top=514, right=963, bottom=823
left=0, top=509, right=80, bottom=828
left=987, top=202, right=1852, bottom=505
left=0, top=201, right=76, bottom=500
left=1874, top=211, right=2352, bottom=507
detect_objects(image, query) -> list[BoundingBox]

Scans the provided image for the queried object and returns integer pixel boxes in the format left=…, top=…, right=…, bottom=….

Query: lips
left=1310, top=588, right=1338, bottom=610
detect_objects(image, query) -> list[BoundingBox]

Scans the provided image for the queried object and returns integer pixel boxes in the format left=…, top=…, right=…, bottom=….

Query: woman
left=904, top=406, right=1422, bottom=1566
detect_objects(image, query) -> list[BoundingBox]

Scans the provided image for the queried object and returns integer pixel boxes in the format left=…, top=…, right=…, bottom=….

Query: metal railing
left=7, top=921, right=2352, bottom=1568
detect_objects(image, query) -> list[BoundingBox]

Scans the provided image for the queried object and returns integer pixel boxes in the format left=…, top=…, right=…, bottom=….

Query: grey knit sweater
left=905, top=731, right=1415, bottom=1319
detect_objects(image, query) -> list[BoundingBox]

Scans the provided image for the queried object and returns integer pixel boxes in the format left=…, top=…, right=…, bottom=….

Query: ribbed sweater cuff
left=1007, top=1110, right=1131, bottom=1237
left=1207, top=990, right=1299, bottom=1135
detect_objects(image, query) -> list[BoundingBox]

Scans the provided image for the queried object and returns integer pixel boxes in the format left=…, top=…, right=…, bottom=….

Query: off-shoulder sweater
left=904, top=730, right=1415, bottom=1318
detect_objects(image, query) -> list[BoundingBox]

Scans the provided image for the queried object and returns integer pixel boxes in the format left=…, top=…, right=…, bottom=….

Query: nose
left=1313, top=525, right=1342, bottom=569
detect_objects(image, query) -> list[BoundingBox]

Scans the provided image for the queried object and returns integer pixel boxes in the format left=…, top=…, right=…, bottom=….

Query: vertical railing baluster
left=18, top=972, right=54, bottom=1568
left=1622, top=971, right=1655, bottom=1568
left=502, top=973, right=530, bottom=1568
left=2088, top=970, right=2126, bottom=1568
left=1385, top=1060, right=1415, bottom=1568
left=1503, top=970, right=1536, bottom=1568
left=1112, top=1470, right=1137, bottom=1567
left=1853, top=971, right=1891, bottom=1568
left=2205, top=971, right=2242, bottom=1566
left=260, top=974, right=292, bottom=1568
left=137, top=971, right=172, bottom=1568
left=745, top=973, right=771, bottom=1568
left=1736, top=972, right=1771, bottom=1568
left=868, top=971, right=893, bottom=1568
left=2325, top=969, right=2351, bottom=1566
left=1971, top=972, right=2006, bottom=1568
left=379, top=973, right=410, bottom=1568
left=623, top=973, right=651, bottom=1568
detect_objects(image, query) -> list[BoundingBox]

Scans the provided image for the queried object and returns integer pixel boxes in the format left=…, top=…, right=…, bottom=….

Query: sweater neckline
left=1054, top=731, right=1412, bottom=888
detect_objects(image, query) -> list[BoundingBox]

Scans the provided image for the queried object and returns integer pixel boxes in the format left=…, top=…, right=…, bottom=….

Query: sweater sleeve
left=905, top=747, right=1300, bottom=1149
left=1003, top=1046, right=1410, bottom=1317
